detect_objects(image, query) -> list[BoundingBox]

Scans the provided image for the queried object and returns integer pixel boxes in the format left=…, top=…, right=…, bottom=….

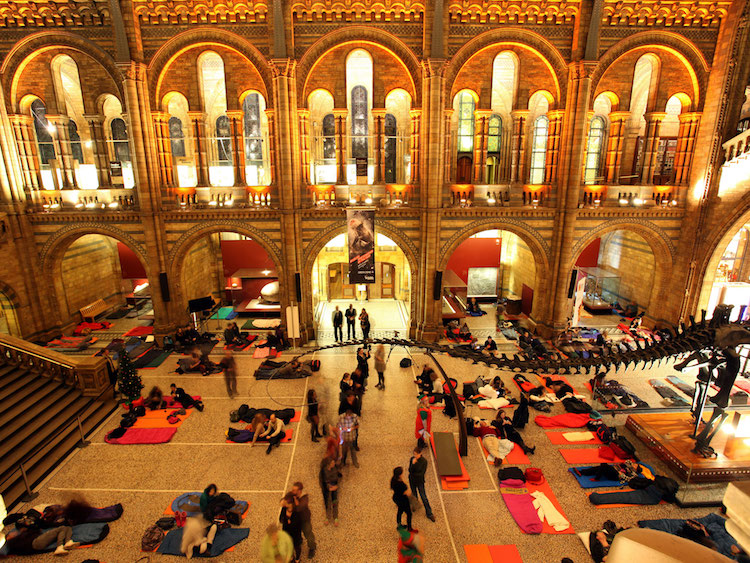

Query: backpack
left=311, top=360, right=321, bottom=372
left=155, top=516, right=175, bottom=530
left=653, top=475, right=679, bottom=501
left=141, top=524, right=164, bottom=551
left=229, top=410, right=240, bottom=423
left=462, top=382, right=478, bottom=398
left=562, top=397, right=593, bottom=414
left=594, top=424, right=614, bottom=444
left=610, top=435, right=639, bottom=461
left=400, top=358, right=412, bottom=368
left=237, top=404, right=249, bottom=420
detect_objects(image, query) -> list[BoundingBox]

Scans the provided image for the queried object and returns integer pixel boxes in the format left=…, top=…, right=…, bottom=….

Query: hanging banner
left=347, top=208, right=376, bottom=284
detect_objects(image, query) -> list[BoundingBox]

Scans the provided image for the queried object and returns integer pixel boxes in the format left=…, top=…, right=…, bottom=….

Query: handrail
left=0, top=338, right=75, bottom=369
left=0, top=384, right=114, bottom=500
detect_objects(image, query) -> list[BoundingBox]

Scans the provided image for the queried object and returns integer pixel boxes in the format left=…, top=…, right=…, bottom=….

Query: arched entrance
left=441, top=229, right=538, bottom=333
left=573, top=229, right=658, bottom=327
left=0, top=290, right=20, bottom=336
left=311, top=232, right=412, bottom=339
left=699, top=219, right=750, bottom=322
left=50, top=233, right=150, bottom=329
left=175, top=231, right=280, bottom=331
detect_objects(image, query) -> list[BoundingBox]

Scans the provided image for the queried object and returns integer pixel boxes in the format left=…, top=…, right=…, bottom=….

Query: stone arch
left=2, top=31, right=125, bottom=108
left=147, top=28, right=273, bottom=108
left=590, top=31, right=708, bottom=110
left=302, top=219, right=420, bottom=331
left=694, top=198, right=750, bottom=315
left=444, top=29, right=568, bottom=108
left=168, top=220, right=284, bottom=285
left=437, top=219, right=552, bottom=321
left=570, top=219, right=675, bottom=324
left=0, top=279, right=22, bottom=337
left=296, top=26, right=422, bottom=107
left=0, top=279, right=22, bottom=309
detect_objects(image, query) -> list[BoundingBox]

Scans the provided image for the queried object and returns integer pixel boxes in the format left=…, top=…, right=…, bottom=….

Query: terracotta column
left=605, top=111, right=629, bottom=184
left=640, top=112, right=666, bottom=184
left=443, top=110, right=454, bottom=186
left=10, top=115, right=41, bottom=191
left=298, top=109, right=311, bottom=185
left=227, top=110, right=246, bottom=187
left=189, top=112, right=208, bottom=186
left=674, top=112, right=701, bottom=186
left=409, top=109, right=421, bottom=184
left=47, top=116, right=75, bottom=188
left=473, top=111, right=491, bottom=183
left=510, top=110, right=528, bottom=183
left=85, top=115, right=112, bottom=188
left=334, top=109, right=347, bottom=184
left=372, top=109, right=385, bottom=183
left=151, top=112, right=174, bottom=189
left=545, top=110, right=564, bottom=184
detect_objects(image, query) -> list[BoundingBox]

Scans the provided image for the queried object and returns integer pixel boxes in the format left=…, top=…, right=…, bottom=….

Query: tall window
left=31, top=99, right=55, bottom=165
left=68, top=120, right=83, bottom=163
left=168, top=117, right=186, bottom=158
left=486, top=114, right=502, bottom=184
left=629, top=54, right=657, bottom=177
left=242, top=92, right=269, bottom=184
left=491, top=52, right=517, bottom=116
left=110, top=118, right=131, bottom=163
left=529, top=116, right=549, bottom=184
left=384, top=114, right=397, bottom=183
left=351, top=85, right=368, bottom=159
left=584, top=116, right=606, bottom=184
left=323, top=114, right=336, bottom=159
left=199, top=51, right=232, bottom=186
left=457, top=91, right=475, bottom=153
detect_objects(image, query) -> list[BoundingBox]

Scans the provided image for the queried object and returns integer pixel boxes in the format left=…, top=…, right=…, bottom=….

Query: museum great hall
left=0, top=0, right=749, bottom=561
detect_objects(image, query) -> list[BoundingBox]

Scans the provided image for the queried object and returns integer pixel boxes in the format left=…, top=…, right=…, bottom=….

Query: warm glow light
left=134, top=282, right=150, bottom=293
left=262, top=269, right=271, bottom=276
left=633, top=198, right=643, bottom=206
left=108, top=201, right=118, bottom=208
left=619, top=198, right=628, bottom=205
left=74, top=202, right=84, bottom=209
left=85, top=140, right=92, bottom=148
left=46, top=123, right=55, bottom=134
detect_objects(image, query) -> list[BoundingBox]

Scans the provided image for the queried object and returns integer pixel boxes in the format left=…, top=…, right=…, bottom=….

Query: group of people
left=143, top=383, right=205, bottom=411
left=260, top=482, right=317, bottom=562
left=331, top=304, right=372, bottom=342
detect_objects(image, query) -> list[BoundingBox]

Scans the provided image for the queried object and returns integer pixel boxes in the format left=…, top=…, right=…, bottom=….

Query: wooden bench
left=79, top=299, right=109, bottom=323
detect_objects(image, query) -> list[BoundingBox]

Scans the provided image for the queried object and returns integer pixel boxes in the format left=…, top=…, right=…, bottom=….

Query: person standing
left=408, top=447, right=436, bottom=522
left=219, top=350, right=238, bottom=398
left=332, top=306, right=344, bottom=342
left=374, top=344, right=386, bottom=389
left=279, top=493, right=303, bottom=563
left=306, top=389, right=321, bottom=442
left=415, top=397, right=432, bottom=450
left=338, top=407, right=360, bottom=468
left=359, top=308, right=371, bottom=341
left=356, top=346, right=371, bottom=392
left=260, top=523, right=294, bottom=563
left=291, top=482, right=316, bottom=559
left=390, top=467, right=414, bottom=532
left=345, top=304, right=357, bottom=340
left=319, top=456, right=340, bottom=526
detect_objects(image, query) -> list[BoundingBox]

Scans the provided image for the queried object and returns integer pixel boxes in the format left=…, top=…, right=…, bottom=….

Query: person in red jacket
left=415, top=396, right=432, bottom=449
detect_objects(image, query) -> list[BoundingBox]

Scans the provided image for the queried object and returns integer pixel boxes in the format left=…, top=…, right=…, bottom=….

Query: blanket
left=105, top=427, right=177, bottom=444
left=157, top=527, right=249, bottom=556
left=638, top=513, right=739, bottom=559
left=568, top=463, right=654, bottom=489
left=0, top=523, right=110, bottom=556
left=534, top=413, right=592, bottom=428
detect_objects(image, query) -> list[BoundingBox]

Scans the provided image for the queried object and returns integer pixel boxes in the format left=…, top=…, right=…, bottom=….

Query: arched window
left=242, top=92, right=269, bottom=185
left=168, top=116, right=186, bottom=158
left=584, top=116, right=606, bottom=185
left=68, top=120, right=83, bottom=163
left=629, top=54, right=658, bottom=177
left=384, top=114, right=397, bottom=183
left=110, top=118, right=131, bottom=163
left=457, top=91, right=475, bottom=154
left=485, top=114, right=502, bottom=184
left=323, top=114, right=336, bottom=160
left=351, top=85, right=368, bottom=159
left=215, top=115, right=232, bottom=162
left=31, top=99, right=55, bottom=165
left=529, top=116, right=549, bottom=184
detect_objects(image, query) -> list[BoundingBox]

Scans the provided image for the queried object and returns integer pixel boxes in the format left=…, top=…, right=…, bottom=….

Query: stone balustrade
left=723, top=129, right=750, bottom=163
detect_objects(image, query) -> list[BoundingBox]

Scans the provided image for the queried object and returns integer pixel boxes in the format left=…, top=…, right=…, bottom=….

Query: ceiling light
left=262, top=269, right=271, bottom=276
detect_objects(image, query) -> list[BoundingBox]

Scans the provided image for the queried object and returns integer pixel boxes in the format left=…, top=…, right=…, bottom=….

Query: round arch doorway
left=0, top=290, right=20, bottom=336
left=700, top=220, right=750, bottom=322
left=311, top=233, right=411, bottom=340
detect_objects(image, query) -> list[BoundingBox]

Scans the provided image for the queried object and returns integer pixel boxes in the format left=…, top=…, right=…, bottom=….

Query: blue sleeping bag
left=157, top=527, right=249, bottom=557
left=638, top=513, right=739, bottom=559
left=568, top=463, right=654, bottom=489
left=0, top=523, right=109, bottom=556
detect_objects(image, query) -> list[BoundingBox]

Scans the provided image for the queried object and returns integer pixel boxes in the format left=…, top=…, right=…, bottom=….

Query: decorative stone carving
left=133, top=0, right=268, bottom=25
left=447, top=0, right=579, bottom=24
left=292, top=0, right=425, bottom=23
left=0, top=0, right=111, bottom=27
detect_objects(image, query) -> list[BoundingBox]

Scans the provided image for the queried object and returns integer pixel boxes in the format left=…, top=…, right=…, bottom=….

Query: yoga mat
left=253, top=347, right=270, bottom=359
left=432, top=432, right=463, bottom=476
left=210, top=306, right=235, bottom=320
left=525, top=480, right=574, bottom=534
left=536, top=374, right=577, bottom=394
left=568, top=463, right=654, bottom=489
left=290, top=410, right=301, bottom=423
left=225, top=428, right=293, bottom=444
left=143, top=351, right=172, bottom=368
left=124, top=325, right=154, bottom=337
left=546, top=431, right=602, bottom=445
left=477, top=438, right=530, bottom=465
left=132, top=410, right=191, bottom=429
left=241, top=319, right=255, bottom=330
left=157, top=527, right=249, bottom=556
left=106, top=308, right=129, bottom=320
left=488, top=545, right=523, bottom=563
left=534, top=413, right=592, bottom=428
left=464, top=545, right=493, bottom=563
left=133, top=348, right=166, bottom=368
left=559, top=448, right=630, bottom=464
left=105, top=427, right=177, bottom=444
left=585, top=490, right=667, bottom=507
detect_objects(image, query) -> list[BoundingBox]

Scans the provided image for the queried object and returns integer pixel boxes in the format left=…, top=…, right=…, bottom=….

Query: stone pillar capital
left=644, top=112, right=667, bottom=122
left=678, top=112, right=702, bottom=123
left=371, top=108, right=387, bottom=118
left=332, top=109, right=348, bottom=118
left=225, top=110, right=244, bottom=120
left=474, top=109, right=494, bottom=118
left=510, top=110, right=530, bottom=120
left=608, top=111, right=631, bottom=122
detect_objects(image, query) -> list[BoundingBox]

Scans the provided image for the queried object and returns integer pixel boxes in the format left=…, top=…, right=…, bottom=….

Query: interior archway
left=441, top=229, right=537, bottom=339
left=0, top=290, right=20, bottom=337
left=573, top=229, right=657, bottom=327
left=311, top=232, right=411, bottom=340
left=177, top=231, right=280, bottom=331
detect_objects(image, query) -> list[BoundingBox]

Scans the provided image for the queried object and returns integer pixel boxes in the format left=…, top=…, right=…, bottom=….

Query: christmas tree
left=117, top=350, right=143, bottom=403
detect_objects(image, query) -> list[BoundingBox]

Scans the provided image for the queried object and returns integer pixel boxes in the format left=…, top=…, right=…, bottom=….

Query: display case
left=579, top=267, right=621, bottom=311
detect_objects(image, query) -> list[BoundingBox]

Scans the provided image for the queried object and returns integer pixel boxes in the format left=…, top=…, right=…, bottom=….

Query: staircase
left=0, top=355, right=118, bottom=510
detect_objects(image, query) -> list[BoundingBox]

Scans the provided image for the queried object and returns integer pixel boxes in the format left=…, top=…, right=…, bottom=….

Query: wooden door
left=456, top=156, right=473, bottom=183
left=382, top=263, right=395, bottom=298
left=327, top=264, right=342, bottom=300
left=341, top=264, right=356, bottom=299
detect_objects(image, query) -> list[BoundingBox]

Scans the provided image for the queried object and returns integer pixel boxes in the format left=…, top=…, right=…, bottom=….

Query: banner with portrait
left=347, top=208, right=375, bottom=284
